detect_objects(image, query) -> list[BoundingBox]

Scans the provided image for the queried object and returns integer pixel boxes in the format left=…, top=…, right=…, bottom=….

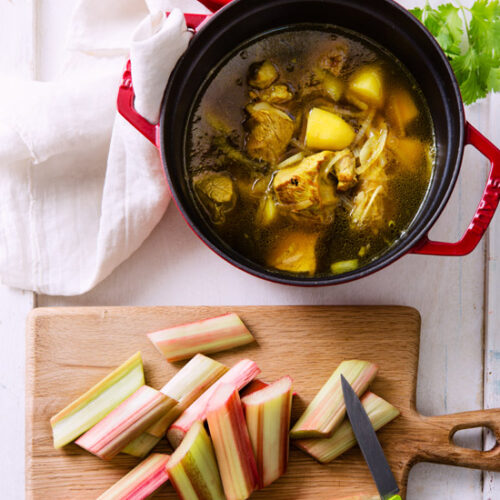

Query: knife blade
left=341, top=375, right=401, bottom=500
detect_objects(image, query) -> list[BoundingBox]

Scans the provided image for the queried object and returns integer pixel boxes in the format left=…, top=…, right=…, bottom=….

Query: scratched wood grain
left=26, top=306, right=500, bottom=500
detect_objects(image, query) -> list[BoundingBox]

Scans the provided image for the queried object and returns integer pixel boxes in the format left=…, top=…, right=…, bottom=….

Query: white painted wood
left=0, top=0, right=37, bottom=79
left=1, top=0, right=497, bottom=498
left=0, top=3, right=37, bottom=500
left=483, top=92, right=500, bottom=500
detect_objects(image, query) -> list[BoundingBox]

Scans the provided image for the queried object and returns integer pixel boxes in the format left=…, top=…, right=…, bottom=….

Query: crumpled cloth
left=0, top=0, right=210, bottom=295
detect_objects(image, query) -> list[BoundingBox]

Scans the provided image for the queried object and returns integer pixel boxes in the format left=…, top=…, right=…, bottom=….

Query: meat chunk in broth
left=319, top=41, right=349, bottom=77
left=273, top=151, right=338, bottom=223
left=250, top=84, right=294, bottom=104
left=194, top=173, right=236, bottom=224
left=329, top=150, right=357, bottom=192
left=248, top=60, right=279, bottom=89
left=246, top=102, right=295, bottom=165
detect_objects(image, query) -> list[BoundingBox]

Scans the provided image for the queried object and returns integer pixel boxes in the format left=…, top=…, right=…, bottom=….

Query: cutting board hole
left=452, top=427, right=496, bottom=451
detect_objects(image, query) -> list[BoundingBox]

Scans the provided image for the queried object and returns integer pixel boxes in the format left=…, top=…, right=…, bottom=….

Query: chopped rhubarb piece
left=148, top=313, right=255, bottom=362
left=121, top=433, right=161, bottom=458
left=168, top=359, right=260, bottom=448
left=207, top=385, right=259, bottom=500
left=240, top=379, right=269, bottom=398
left=97, top=453, right=170, bottom=500
left=242, top=376, right=293, bottom=488
left=294, top=392, right=399, bottom=463
left=290, top=360, right=378, bottom=439
left=76, top=386, right=177, bottom=460
left=166, top=421, right=225, bottom=500
left=124, top=354, right=228, bottom=457
left=50, top=352, right=145, bottom=449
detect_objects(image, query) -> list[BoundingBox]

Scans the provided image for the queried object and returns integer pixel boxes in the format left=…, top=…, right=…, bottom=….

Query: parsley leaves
left=410, top=1, right=500, bottom=104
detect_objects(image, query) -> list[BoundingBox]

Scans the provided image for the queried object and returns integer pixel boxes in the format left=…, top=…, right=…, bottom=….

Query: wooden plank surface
left=26, top=306, right=500, bottom=500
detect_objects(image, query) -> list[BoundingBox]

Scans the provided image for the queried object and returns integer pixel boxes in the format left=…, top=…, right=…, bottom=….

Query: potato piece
left=267, top=231, right=319, bottom=275
left=248, top=61, right=279, bottom=89
left=387, top=133, right=425, bottom=171
left=305, top=108, right=355, bottom=151
left=323, top=74, right=344, bottom=102
left=387, top=89, right=419, bottom=134
left=349, top=66, right=384, bottom=107
left=256, top=194, right=278, bottom=226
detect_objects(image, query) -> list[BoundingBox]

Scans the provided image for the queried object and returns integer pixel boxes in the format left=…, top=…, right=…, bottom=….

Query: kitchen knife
left=341, top=375, right=402, bottom=500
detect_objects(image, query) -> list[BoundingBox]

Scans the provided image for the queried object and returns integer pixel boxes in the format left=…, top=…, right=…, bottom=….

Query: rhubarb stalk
left=124, top=354, right=228, bottom=457
left=166, top=421, right=225, bottom=500
left=50, top=352, right=145, bottom=449
left=167, top=359, right=260, bottom=448
left=148, top=313, right=255, bottom=362
left=207, top=385, right=259, bottom=500
left=239, top=379, right=269, bottom=398
left=290, top=360, right=378, bottom=439
left=76, top=385, right=176, bottom=460
left=242, top=376, right=293, bottom=488
left=294, top=392, right=400, bottom=463
left=97, top=453, right=170, bottom=500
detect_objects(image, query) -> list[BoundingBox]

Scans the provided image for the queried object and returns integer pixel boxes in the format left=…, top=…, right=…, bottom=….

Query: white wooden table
left=1, top=1, right=499, bottom=498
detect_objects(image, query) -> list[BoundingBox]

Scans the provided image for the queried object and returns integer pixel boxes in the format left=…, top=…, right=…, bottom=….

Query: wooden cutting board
left=26, top=306, right=500, bottom=499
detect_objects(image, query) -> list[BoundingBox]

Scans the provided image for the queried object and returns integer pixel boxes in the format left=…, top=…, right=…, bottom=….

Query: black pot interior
left=160, top=0, right=465, bottom=285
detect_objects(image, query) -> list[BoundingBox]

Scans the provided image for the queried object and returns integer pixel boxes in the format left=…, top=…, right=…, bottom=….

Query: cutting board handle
left=416, top=409, right=500, bottom=470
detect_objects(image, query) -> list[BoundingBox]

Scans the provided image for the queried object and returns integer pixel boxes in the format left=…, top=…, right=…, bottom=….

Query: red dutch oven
left=118, top=0, right=500, bottom=286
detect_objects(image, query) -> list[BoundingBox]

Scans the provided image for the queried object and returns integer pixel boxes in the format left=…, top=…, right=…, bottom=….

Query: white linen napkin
left=0, top=0, right=210, bottom=295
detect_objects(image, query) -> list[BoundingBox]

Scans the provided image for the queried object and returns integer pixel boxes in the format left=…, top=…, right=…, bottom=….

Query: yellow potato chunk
left=349, top=66, right=384, bottom=107
left=305, top=108, right=355, bottom=151
left=387, top=133, right=425, bottom=171
left=323, top=74, right=344, bottom=101
left=387, top=89, right=419, bottom=134
left=267, top=231, right=319, bottom=275
left=256, top=195, right=278, bottom=226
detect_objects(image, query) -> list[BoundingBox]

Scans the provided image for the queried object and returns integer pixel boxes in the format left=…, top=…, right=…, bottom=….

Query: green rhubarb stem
left=167, top=359, right=260, bottom=448
left=76, top=386, right=177, bottom=460
left=242, top=376, right=293, bottom=489
left=290, top=360, right=378, bottom=439
left=148, top=313, right=255, bottom=362
left=166, top=421, right=225, bottom=500
left=123, top=354, right=228, bottom=457
left=97, top=453, right=170, bottom=500
left=207, top=385, right=259, bottom=500
left=294, top=392, right=400, bottom=463
left=50, top=352, right=145, bottom=449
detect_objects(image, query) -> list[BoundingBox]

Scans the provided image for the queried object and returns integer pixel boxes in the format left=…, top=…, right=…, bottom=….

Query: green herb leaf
left=410, top=1, right=500, bottom=105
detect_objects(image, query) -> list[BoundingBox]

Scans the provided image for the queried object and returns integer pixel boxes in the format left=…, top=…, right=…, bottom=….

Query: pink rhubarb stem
left=167, top=359, right=260, bottom=448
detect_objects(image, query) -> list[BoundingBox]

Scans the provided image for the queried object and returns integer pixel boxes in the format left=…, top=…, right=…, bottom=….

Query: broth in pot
left=186, top=26, right=434, bottom=277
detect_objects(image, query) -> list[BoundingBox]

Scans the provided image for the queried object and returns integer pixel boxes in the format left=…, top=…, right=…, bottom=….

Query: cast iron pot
left=118, top=0, right=500, bottom=286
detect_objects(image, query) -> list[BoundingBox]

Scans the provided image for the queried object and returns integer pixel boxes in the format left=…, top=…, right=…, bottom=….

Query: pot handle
left=116, top=13, right=212, bottom=147
left=412, top=122, right=500, bottom=256
left=198, top=0, right=232, bottom=10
